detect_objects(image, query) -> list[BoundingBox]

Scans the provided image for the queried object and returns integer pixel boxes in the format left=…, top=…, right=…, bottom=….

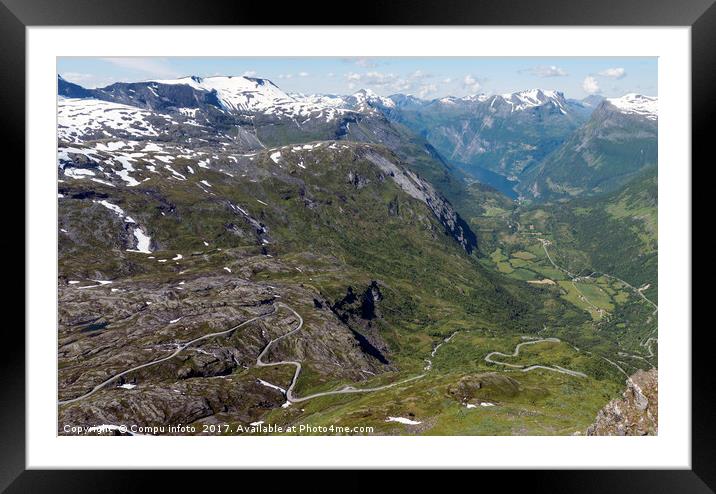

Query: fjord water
left=453, top=161, right=519, bottom=199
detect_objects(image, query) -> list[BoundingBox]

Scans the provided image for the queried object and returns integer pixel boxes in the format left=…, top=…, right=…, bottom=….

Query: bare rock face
left=587, top=368, right=657, bottom=436
left=329, top=281, right=392, bottom=366
left=59, top=378, right=286, bottom=434
left=364, top=151, right=477, bottom=253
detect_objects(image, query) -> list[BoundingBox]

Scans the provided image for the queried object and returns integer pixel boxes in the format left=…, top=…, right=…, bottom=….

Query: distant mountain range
left=379, top=88, right=657, bottom=201
left=59, top=74, right=657, bottom=203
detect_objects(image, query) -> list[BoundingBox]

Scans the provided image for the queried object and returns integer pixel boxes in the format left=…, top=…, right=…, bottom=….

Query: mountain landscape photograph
left=56, top=57, right=658, bottom=437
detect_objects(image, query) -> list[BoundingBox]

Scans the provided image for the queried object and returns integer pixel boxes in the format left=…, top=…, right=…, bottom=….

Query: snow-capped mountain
left=57, top=73, right=657, bottom=204
left=151, top=75, right=291, bottom=112
left=345, top=88, right=396, bottom=110
left=55, top=75, right=437, bottom=193
left=460, top=94, right=491, bottom=103
left=146, top=76, right=400, bottom=120
left=58, top=97, right=167, bottom=143
left=150, top=75, right=351, bottom=121
left=497, top=89, right=568, bottom=114
left=429, top=89, right=569, bottom=114
left=606, top=93, right=658, bottom=121
left=139, top=76, right=407, bottom=121
left=290, top=92, right=347, bottom=109
left=389, top=93, right=427, bottom=109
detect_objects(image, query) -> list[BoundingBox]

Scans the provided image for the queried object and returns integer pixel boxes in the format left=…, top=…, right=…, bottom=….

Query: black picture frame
left=4, top=0, right=711, bottom=489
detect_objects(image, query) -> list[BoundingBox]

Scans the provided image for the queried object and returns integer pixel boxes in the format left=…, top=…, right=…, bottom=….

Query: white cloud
left=100, top=57, right=179, bottom=79
left=341, top=57, right=379, bottom=68
left=598, top=67, right=626, bottom=79
left=278, top=73, right=293, bottom=79
left=416, top=84, right=438, bottom=99
left=353, top=57, right=376, bottom=67
left=364, top=71, right=398, bottom=85
left=525, top=65, right=568, bottom=77
left=344, top=71, right=412, bottom=92
left=242, top=70, right=257, bottom=77
left=392, top=79, right=412, bottom=92
left=442, top=77, right=453, bottom=84
left=61, top=72, right=96, bottom=86
left=60, top=72, right=114, bottom=89
left=298, top=71, right=310, bottom=77
left=61, top=72, right=94, bottom=83
left=327, top=72, right=335, bottom=77
left=463, top=74, right=481, bottom=93
left=582, top=76, right=601, bottom=94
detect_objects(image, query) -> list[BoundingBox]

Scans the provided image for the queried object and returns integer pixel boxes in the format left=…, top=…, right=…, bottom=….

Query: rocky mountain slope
left=587, top=368, right=658, bottom=435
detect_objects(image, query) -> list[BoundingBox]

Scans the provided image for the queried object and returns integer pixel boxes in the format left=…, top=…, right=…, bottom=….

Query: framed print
left=5, top=0, right=713, bottom=488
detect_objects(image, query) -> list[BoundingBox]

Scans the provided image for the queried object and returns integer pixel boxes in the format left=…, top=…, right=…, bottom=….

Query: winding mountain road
left=484, top=337, right=587, bottom=378
left=60, top=302, right=427, bottom=406
left=60, top=293, right=596, bottom=409
left=59, top=307, right=278, bottom=405
left=256, top=303, right=425, bottom=403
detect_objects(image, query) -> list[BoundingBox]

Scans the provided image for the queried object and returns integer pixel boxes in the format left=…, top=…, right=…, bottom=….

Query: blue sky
left=58, top=57, right=657, bottom=99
